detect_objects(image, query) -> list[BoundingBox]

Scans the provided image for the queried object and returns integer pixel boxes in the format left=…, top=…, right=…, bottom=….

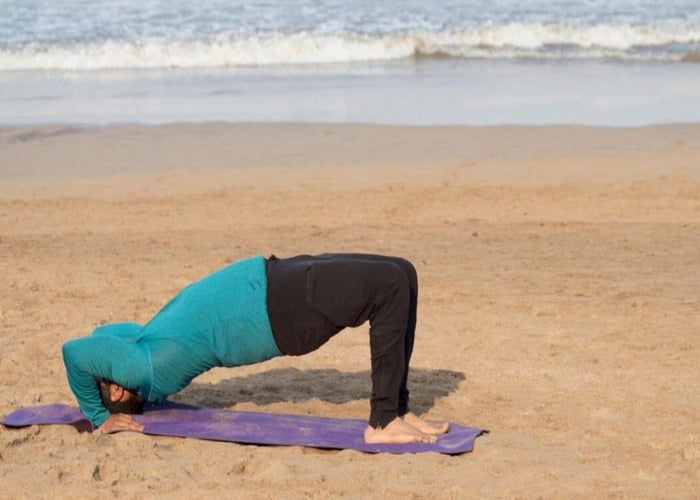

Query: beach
left=0, top=123, right=698, bottom=498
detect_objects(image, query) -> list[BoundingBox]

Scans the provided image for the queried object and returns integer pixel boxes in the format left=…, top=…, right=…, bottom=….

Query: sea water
left=0, top=0, right=698, bottom=125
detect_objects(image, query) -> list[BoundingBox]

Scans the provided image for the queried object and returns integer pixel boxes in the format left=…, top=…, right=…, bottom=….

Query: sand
left=0, top=123, right=698, bottom=498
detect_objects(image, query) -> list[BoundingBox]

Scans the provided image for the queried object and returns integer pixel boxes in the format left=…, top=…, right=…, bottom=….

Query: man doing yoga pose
left=62, top=253, right=448, bottom=444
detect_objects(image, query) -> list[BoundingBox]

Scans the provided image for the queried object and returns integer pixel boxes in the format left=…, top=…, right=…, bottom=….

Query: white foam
left=0, top=34, right=419, bottom=71
left=0, top=21, right=698, bottom=72
left=419, top=22, right=700, bottom=53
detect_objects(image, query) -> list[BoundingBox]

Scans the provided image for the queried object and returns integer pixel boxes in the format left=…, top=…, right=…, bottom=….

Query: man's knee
left=383, top=257, right=417, bottom=291
left=373, top=262, right=411, bottom=308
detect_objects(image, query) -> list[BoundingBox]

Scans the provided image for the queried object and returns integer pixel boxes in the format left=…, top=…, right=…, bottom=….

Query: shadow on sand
left=175, top=367, right=465, bottom=415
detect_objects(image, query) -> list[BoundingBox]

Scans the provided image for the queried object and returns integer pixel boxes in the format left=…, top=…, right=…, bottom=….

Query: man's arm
left=62, top=333, right=149, bottom=428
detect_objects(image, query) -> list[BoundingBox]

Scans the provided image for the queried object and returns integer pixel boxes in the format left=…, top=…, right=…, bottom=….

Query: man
left=62, top=253, right=448, bottom=444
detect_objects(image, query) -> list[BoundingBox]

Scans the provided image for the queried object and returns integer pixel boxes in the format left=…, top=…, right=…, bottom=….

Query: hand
left=98, top=413, right=145, bottom=434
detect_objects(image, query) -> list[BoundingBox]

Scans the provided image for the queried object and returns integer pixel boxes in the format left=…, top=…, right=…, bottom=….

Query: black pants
left=266, top=253, right=418, bottom=428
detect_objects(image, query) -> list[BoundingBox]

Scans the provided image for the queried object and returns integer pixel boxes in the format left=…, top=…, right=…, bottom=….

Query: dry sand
left=0, top=123, right=698, bottom=498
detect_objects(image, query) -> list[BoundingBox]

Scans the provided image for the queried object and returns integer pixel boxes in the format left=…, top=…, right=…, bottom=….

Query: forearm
left=62, top=338, right=111, bottom=427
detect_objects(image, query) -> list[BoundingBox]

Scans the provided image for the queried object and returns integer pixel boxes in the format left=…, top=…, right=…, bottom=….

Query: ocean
left=1, top=0, right=699, bottom=125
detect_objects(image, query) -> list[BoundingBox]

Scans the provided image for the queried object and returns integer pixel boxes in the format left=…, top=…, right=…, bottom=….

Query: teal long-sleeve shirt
left=62, top=255, right=282, bottom=428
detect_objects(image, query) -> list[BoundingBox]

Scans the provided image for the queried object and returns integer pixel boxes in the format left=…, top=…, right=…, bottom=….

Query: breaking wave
left=1, top=22, right=698, bottom=71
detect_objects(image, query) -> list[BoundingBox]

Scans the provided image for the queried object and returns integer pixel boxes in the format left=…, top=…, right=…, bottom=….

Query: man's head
left=98, top=379, right=146, bottom=415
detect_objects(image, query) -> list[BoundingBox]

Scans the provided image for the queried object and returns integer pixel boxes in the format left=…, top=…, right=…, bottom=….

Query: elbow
left=61, top=339, right=78, bottom=366
left=61, top=340, right=71, bottom=360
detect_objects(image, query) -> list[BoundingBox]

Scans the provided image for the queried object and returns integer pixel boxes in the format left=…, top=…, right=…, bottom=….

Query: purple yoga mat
left=2, top=402, right=486, bottom=454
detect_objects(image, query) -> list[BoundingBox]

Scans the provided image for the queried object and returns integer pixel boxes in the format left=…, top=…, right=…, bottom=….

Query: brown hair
left=98, top=379, right=146, bottom=415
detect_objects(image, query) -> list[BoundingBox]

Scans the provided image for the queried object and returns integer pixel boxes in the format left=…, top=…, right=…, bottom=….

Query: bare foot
left=401, top=412, right=449, bottom=436
left=364, top=417, right=437, bottom=444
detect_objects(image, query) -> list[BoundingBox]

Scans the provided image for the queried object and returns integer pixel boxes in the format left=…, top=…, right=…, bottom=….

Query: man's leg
left=322, top=255, right=448, bottom=439
left=317, top=254, right=417, bottom=419
left=267, top=254, right=446, bottom=443
left=268, top=254, right=409, bottom=427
